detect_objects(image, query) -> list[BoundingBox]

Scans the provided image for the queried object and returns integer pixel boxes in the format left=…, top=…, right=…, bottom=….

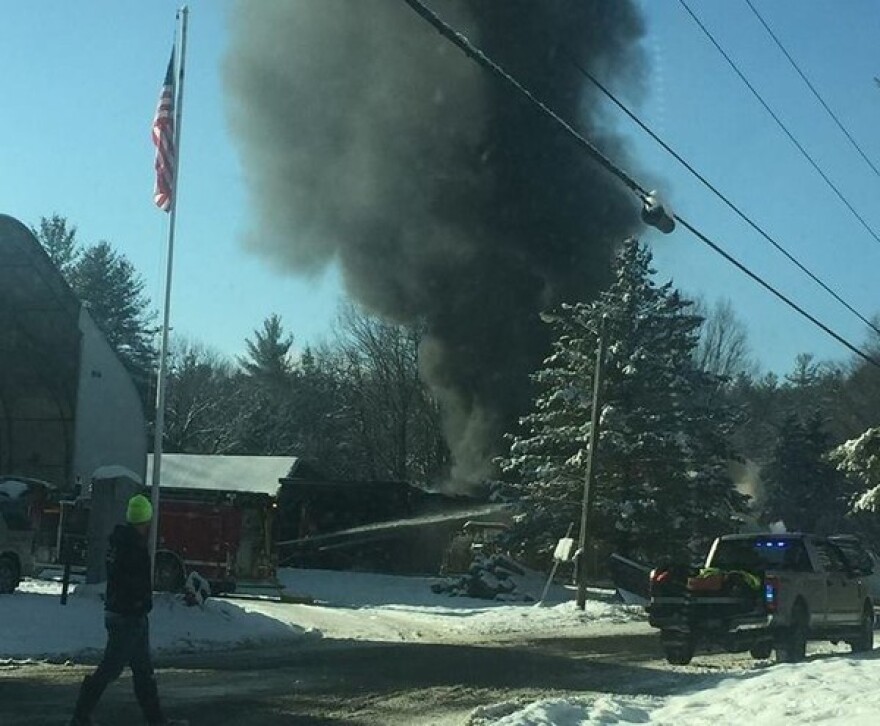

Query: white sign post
left=537, top=524, right=575, bottom=606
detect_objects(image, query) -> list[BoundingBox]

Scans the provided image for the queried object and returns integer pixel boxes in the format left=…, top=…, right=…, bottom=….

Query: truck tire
left=849, top=605, right=874, bottom=654
left=664, top=642, right=694, bottom=666
left=749, top=641, right=773, bottom=660
left=0, top=554, right=20, bottom=594
left=776, top=603, right=808, bottom=664
left=154, top=551, right=186, bottom=593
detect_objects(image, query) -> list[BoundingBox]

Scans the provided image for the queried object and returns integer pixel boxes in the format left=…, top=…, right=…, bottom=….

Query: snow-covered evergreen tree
left=761, top=412, right=848, bottom=534
left=500, top=239, right=748, bottom=564
left=830, top=427, right=880, bottom=513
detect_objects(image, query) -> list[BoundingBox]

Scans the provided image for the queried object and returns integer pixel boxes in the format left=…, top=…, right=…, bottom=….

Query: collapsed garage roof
left=0, top=214, right=81, bottom=484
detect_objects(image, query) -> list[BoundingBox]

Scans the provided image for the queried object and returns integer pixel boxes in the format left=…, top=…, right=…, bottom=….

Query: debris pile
left=431, top=554, right=534, bottom=602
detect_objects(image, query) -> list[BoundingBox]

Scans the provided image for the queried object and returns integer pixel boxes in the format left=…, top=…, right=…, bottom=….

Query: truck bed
left=648, top=568, right=768, bottom=635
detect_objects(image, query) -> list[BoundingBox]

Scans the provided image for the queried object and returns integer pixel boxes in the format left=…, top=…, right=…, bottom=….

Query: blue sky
left=2, top=0, right=879, bottom=373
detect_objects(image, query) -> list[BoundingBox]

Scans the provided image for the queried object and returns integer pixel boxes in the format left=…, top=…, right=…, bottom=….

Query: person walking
left=70, top=494, right=168, bottom=725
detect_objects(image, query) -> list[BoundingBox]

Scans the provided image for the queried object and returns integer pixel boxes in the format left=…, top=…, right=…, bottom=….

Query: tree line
left=500, top=239, right=880, bottom=566
left=33, top=216, right=880, bottom=563
left=33, top=215, right=449, bottom=485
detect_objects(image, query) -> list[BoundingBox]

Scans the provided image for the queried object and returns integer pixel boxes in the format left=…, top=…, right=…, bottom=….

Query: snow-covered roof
left=0, top=477, right=56, bottom=499
left=92, top=465, right=142, bottom=484
left=0, top=479, right=29, bottom=500
left=146, top=454, right=296, bottom=496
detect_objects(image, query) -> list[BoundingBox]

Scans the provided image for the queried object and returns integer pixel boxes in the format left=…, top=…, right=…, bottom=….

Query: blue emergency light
left=755, top=540, right=789, bottom=549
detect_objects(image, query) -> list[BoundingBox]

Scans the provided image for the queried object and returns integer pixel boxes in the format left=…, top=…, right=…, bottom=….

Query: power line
left=399, top=0, right=880, bottom=369
left=678, top=0, right=880, bottom=249
left=743, top=0, right=880, bottom=180
left=560, top=48, right=880, bottom=338
left=399, top=0, right=649, bottom=200
left=672, top=214, right=878, bottom=368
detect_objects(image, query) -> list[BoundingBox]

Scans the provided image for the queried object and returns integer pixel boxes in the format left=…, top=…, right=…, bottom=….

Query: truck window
left=831, top=539, right=874, bottom=575
left=813, top=541, right=849, bottom=573
left=710, top=538, right=811, bottom=572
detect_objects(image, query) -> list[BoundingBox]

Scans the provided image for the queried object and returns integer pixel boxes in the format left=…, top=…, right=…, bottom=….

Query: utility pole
left=576, top=315, right=607, bottom=610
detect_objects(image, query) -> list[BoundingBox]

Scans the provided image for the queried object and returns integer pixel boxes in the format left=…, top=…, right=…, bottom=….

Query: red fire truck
left=44, top=486, right=277, bottom=594
left=153, top=488, right=276, bottom=593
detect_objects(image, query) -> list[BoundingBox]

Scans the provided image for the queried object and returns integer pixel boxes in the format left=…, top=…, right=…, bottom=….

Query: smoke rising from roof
left=225, top=0, right=645, bottom=489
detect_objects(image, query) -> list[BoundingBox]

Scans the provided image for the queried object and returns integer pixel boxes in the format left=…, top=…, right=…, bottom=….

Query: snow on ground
left=471, top=654, right=880, bottom=725
left=279, top=567, right=644, bottom=640
left=0, top=579, right=309, bottom=660
left=0, top=567, right=641, bottom=660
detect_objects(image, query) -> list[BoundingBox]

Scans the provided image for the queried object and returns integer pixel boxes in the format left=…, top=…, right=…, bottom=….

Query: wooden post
left=577, top=316, right=607, bottom=610
left=60, top=536, right=71, bottom=606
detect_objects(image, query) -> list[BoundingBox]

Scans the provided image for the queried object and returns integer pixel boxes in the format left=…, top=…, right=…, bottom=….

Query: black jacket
left=105, top=524, right=153, bottom=616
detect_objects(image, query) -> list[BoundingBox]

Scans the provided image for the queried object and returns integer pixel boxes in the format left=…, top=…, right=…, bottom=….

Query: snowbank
left=0, top=580, right=309, bottom=660
left=280, top=563, right=577, bottom=609
left=472, top=655, right=880, bottom=725
left=279, top=567, right=644, bottom=640
left=0, top=568, right=643, bottom=660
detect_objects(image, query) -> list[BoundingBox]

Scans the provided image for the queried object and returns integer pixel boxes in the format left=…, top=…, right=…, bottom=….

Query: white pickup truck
left=648, top=533, right=875, bottom=665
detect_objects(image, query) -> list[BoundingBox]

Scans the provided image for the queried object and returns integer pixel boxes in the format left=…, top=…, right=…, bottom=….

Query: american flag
left=152, top=52, right=175, bottom=212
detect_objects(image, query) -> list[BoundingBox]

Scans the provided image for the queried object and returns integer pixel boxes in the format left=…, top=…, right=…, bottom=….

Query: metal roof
left=146, top=454, right=296, bottom=496
left=0, top=215, right=81, bottom=484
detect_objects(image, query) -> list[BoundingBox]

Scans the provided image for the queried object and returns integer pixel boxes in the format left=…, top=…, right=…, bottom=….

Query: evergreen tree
left=830, top=427, right=880, bottom=542
left=831, top=427, right=880, bottom=511
left=68, top=241, right=157, bottom=386
left=501, top=240, right=748, bottom=564
left=32, top=214, right=81, bottom=276
left=235, top=315, right=297, bottom=455
left=727, top=372, right=780, bottom=464
left=761, top=412, right=848, bottom=534
left=239, top=314, right=293, bottom=386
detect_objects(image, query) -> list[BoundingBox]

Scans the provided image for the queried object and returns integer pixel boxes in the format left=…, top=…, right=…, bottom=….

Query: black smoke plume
left=225, top=0, right=645, bottom=488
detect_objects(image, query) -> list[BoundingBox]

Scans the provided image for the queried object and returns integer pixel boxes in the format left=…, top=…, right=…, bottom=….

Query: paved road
left=0, top=625, right=755, bottom=726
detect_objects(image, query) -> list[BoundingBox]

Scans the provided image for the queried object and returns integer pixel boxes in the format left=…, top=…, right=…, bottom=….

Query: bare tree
left=164, top=339, right=242, bottom=454
left=694, top=297, right=756, bottom=379
left=334, top=305, right=448, bottom=484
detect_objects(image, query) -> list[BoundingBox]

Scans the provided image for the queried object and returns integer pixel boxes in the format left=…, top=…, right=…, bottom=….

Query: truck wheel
left=776, top=605, right=808, bottom=663
left=154, top=552, right=185, bottom=593
left=664, top=642, right=694, bottom=666
left=849, top=606, right=874, bottom=654
left=0, top=555, right=20, bottom=594
left=749, top=641, right=773, bottom=660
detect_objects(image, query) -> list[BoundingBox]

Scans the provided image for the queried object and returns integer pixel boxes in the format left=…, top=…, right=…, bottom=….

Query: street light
left=641, top=190, right=676, bottom=234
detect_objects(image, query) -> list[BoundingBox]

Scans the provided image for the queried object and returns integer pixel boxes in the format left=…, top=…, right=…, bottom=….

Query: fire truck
left=152, top=487, right=276, bottom=593
left=42, top=487, right=276, bottom=594
left=38, top=455, right=289, bottom=593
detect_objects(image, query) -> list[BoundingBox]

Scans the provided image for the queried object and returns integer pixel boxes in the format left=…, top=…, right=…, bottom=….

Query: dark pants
left=72, top=613, right=164, bottom=724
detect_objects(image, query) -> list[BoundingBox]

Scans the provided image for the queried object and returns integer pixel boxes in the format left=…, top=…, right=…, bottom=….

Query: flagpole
left=150, top=5, right=189, bottom=574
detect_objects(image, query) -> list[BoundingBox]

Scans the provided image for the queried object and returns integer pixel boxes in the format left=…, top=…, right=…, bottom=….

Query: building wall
left=0, top=214, right=80, bottom=485
left=72, top=308, right=147, bottom=488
